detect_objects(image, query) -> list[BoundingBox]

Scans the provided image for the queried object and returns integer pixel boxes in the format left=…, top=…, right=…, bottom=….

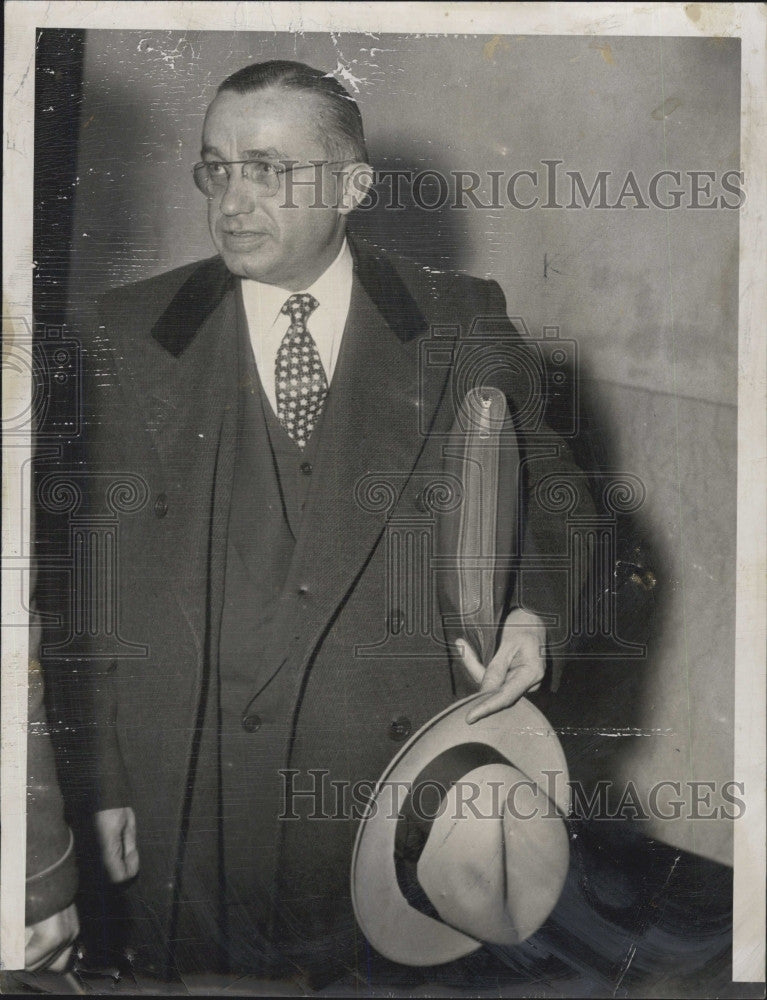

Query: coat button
left=300, top=462, right=313, bottom=475
left=389, top=715, right=412, bottom=742
left=242, top=713, right=262, bottom=733
left=153, top=493, right=168, bottom=518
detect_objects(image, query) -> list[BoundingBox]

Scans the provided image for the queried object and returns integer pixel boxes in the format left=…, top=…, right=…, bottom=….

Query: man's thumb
left=455, top=639, right=485, bottom=686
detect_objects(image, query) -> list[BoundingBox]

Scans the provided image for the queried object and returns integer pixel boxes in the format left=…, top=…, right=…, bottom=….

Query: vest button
left=389, top=716, right=412, bottom=742
left=153, top=493, right=168, bottom=518
left=300, top=462, right=313, bottom=475
left=241, top=713, right=262, bottom=733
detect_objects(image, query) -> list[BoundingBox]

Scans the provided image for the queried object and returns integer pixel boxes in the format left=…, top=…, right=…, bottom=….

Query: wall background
left=64, top=31, right=740, bottom=865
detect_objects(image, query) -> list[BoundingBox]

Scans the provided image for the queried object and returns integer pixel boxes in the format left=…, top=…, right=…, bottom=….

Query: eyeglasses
left=192, top=158, right=353, bottom=198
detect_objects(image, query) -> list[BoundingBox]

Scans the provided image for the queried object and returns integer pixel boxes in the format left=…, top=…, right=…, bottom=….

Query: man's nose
left=219, top=170, right=257, bottom=216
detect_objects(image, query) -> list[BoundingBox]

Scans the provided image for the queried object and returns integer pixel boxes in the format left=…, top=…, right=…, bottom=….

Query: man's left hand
left=456, top=608, right=548, bottom=724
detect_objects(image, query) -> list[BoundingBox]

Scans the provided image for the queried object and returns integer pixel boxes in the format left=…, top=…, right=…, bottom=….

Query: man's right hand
left=94, top=807, right=139, bottom=883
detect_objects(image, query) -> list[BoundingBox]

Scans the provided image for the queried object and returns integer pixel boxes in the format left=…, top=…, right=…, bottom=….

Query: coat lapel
left=115, top=259, right=239, bottom=655
left=160, top=291, right=239, bottom=654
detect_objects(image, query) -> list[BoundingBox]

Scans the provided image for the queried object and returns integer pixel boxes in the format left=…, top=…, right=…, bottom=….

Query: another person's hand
left=24, top=902, right=79, bottom=972
left=456, top=608, right=547, bottom=724
left=94, top=806, right=139, bottom=883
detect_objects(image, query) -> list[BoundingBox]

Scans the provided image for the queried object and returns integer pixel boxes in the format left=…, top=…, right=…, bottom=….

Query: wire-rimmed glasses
left=192, top=158, right=353, bottom=199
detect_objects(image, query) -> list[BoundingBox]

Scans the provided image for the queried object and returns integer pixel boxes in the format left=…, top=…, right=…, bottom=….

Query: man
left=61, top=60, right=595, bottom=983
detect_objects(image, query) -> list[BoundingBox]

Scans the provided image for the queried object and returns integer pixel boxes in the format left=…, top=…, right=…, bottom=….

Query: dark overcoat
left=55, top=236, right=594, bottom=975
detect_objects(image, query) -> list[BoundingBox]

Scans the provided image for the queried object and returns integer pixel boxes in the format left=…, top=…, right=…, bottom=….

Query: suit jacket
left=55, top=235, right=596, bottom=973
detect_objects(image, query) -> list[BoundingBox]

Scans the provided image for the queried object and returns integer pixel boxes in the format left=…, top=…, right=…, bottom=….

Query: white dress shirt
left=240, top=238, right=354, bottom=416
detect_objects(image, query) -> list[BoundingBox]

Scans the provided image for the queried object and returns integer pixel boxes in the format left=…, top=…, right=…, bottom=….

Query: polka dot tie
left=275, top=293, right=327, bottom=448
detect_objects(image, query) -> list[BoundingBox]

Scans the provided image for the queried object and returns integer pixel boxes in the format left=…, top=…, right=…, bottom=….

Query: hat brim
left=350, top=692, right=570, bottom=967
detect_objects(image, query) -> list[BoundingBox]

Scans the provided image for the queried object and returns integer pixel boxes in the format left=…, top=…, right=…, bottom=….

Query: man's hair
left=218, top=60, right=369, bottom=164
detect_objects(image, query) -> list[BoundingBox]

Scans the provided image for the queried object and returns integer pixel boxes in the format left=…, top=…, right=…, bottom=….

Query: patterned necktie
left=275, top=292, right=327, bottom=448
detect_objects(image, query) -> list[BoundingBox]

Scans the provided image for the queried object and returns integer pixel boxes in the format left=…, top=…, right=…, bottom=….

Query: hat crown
left=417, top=763, right=569, bottom=947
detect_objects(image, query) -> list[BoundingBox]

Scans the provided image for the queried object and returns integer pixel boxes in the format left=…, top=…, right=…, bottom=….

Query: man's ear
left=337, top=162, right=375, bottom=216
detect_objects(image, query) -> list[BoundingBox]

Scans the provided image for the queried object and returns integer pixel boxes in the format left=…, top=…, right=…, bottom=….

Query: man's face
left=201, top=87, right=348, bottom=289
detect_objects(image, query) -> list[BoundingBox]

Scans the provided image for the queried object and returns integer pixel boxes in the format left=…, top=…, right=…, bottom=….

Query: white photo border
left=3, top=0, right=764, bottom=984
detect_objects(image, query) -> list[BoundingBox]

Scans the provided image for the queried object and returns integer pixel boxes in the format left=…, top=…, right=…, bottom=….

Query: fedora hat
left=351, top=692, right=570, bottom=967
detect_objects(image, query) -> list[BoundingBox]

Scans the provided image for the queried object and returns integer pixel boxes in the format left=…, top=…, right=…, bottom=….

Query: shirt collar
left=241, top=237, right=353, bottom=328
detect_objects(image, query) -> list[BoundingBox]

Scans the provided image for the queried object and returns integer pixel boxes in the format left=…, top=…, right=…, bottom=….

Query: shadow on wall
left=537, top=366, right=662, bottom=802
left=64, top=78, right=204, bottom=309
left=348, top=144, right=475, bottom=273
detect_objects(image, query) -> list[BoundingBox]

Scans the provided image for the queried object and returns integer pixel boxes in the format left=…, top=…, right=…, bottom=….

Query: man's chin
left=218, top=247, right=278, bottom=281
